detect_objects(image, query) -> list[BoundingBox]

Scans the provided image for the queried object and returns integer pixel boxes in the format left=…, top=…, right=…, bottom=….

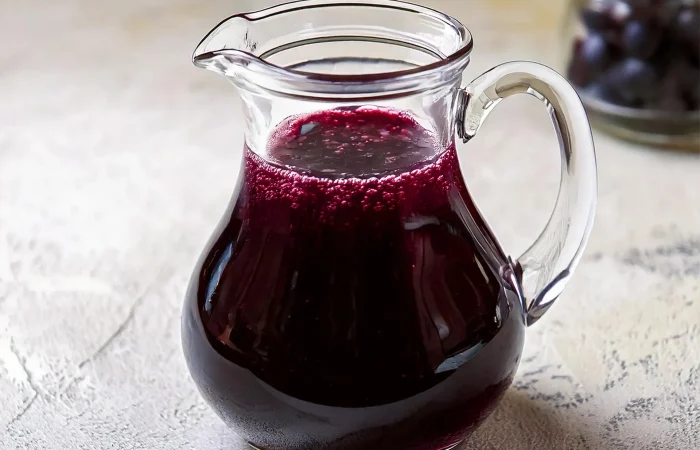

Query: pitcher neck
left=192, top=0, right=472, bottom=99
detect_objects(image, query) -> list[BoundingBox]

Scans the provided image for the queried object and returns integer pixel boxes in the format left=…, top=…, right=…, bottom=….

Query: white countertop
left=1, top=0, right=699, bottom=449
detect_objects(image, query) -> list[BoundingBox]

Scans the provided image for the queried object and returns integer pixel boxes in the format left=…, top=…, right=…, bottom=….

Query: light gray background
left=1, top=0, right=699, bottom=449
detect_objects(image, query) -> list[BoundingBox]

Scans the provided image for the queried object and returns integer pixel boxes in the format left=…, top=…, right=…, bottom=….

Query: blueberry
left=675, top=8, right=700, bottom=41
left=623, top=20, right=661, bottom=58
left=606, top=58, right=658, bottom=105
left=582, top=9, right=613, bottom=31
left=568, top=57, right=592, bottom=88
left=568, top=38, right=592, bottom=87
left=568, top=60, right=587, bottom=88
left=609, top=1, right=633, bottom=26
left=673, top=8, right=700, bottom=63
left=581, top=33, right=612, bottom=70
left=567, top=34, right=613, bottom=88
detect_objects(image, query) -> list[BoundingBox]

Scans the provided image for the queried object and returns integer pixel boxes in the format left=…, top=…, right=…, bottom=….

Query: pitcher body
left=182, top=1, right=597, bottom=449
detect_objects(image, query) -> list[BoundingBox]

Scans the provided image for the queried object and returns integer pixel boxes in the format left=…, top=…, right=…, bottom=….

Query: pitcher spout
left=192, top=15, right=259, bottom=77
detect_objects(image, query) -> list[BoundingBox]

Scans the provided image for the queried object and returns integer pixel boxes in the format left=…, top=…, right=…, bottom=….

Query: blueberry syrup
left=182, top=107, right=525, bottom=450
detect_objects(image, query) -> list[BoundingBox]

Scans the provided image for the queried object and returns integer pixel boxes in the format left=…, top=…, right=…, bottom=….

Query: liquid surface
left=182, top=107, right=525, bottom=450
left=266, top=106, right=440, bottom=177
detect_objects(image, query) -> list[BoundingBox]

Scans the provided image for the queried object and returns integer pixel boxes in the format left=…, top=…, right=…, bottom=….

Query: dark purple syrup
left=182, top=107, right=525, bottom=450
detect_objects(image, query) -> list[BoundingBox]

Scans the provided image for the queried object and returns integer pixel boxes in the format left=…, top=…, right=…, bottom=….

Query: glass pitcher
left=182, top=1, right=597, bottom=449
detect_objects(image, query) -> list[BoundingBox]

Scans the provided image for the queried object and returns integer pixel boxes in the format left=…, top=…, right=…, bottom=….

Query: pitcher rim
left=193, top=0, right=473, bottom=90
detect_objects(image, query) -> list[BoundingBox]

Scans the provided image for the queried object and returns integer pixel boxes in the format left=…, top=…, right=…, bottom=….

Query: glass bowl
left=563, top=0, right=700, bottom=150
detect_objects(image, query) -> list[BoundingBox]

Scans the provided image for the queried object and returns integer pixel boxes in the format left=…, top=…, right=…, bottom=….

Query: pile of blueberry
left=567, top=0, right=699, bottom=112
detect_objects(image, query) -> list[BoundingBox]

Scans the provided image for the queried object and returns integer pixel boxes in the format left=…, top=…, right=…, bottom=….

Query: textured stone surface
left=1, top=0, right=699, bottom=449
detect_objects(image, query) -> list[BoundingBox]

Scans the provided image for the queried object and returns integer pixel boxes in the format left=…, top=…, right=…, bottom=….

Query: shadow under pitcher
left=181, top=1, right=598, bottom=449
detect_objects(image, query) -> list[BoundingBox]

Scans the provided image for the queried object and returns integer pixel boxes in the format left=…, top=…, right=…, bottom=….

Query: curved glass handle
left=458, top=61, right=597, bottom=326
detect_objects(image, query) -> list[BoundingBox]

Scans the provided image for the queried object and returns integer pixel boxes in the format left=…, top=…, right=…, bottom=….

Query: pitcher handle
left=458, top=61, right=597, bottom=326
